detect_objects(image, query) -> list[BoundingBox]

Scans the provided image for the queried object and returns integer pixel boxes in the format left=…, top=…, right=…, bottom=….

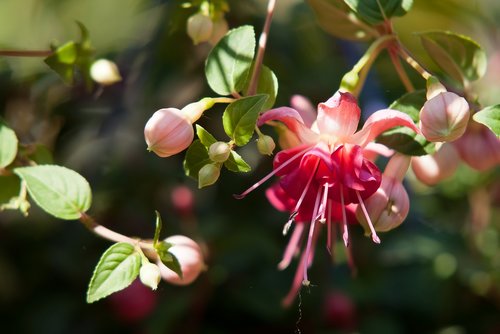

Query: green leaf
left=14, top=165, right=92, bottom=220
left=196, top=125, right=217, bottom=147
left=205, top=25, right=256, bottom=95
left=0, top=119, right=18, bottom=168
left=307, top=0, right=376, bottom=41
left=344, top=0, right=413, bottom=25
left=243, top=64, right=278, bottom=110
left=153, top=210, right=162, bottom=246
left=224, top=150, right=251, bottom=173
left=86, top=242, right=141, bottom=303
left=183, top=140, right=212, bottom=180
left=376, top=90, right=435, bottom=156
left=418, top=31, right=487, bottom=84
left=473, top=105, right=500, bottom=136
left=222, top=94, right=268, bottom=146
left=44, top=41, right=78, bottom=84
left=155, top=241, right=183, bottom=278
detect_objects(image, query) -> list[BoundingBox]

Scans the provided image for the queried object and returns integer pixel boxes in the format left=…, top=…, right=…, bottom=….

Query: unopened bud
left=187, top=13, right=213, bottom=45
left=454, top=123, right=500, bottom=171
left=208, top=142, right=231, bottom=162
left=420, top=92, right=470, bottom=142
left=411, top=143, right=460, bottom=185
left=426, top=76, right=447, bottom=100
left=158, top=235, right=204, bottom=286
left=257, top=134, right=275, bottom=155
left=144, top=108, right=194, bottom=158
left=139, top=262, right=161, bottom=290
left=90, top=59, right=122, bottom=86
left=198, top=163, right=220, bottom=188
left=356, top=177, right=409, bottom=233
left=209, top=18, right=229, bottom=46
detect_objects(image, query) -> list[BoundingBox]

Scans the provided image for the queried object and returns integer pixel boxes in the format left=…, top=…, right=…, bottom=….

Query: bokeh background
left=0, top=0, right=499, bottom=333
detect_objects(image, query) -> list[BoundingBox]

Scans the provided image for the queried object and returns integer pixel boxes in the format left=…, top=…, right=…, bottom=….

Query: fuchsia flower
left=235, top=91, right=419, bottom=305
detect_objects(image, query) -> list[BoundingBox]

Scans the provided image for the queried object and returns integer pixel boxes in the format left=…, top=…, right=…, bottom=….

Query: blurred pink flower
left=236, top=91, right=419, bottom=305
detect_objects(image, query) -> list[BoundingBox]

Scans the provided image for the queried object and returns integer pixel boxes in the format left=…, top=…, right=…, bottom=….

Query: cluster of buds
left=412, top=78, right=500, bottom=185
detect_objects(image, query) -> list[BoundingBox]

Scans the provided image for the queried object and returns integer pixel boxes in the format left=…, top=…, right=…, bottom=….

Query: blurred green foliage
left=0, top=0, right=498, bottom=333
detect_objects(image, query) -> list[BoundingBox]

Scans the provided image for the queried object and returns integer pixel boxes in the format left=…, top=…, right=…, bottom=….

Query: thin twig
left=388, top=45, right=414, bottom=92
left=80, top=213, right=155, bottom=250
left=0, top=50, right=53, bottom=57
left=398, top=45, right=432, bottom=80
left=247, top=0, right=276, bottom=96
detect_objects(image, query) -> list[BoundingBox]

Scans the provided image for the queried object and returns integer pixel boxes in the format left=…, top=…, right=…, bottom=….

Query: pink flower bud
left=356, top=176, right=410, bottom=233
left=419, top=92, right=470, bottom=142
left=158, top=235, right=204, bottom=286
left=411, top=143, right=460, bottom=185
left=454, top=123, right=500, bottom=171
left=144, top=108, right=194, bottom=158
left=187, top=13, right=213, bottom=45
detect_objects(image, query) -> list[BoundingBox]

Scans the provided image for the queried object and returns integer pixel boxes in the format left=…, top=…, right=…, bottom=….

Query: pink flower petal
left=317, top=91, right=360, bottom=139
left=350, top=109, right=420, bottom=147
left=290, top=94, right=316, bottom=127
left=258, top=107, right=318, bottom=144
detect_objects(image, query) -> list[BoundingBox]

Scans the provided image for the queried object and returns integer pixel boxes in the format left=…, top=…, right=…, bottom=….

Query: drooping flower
left=411, top=143, right=460, bottom=185
left=235, top=91, right=419, bottom=305
left=454, top=122, right=500, bottom=171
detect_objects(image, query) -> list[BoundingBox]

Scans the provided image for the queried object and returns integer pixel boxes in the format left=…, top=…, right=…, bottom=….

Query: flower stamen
left=356, top=190, right=381, bottom=244
left=234, top=146, right=312, bottom=199
left=340, top=187, right=349, bottom=247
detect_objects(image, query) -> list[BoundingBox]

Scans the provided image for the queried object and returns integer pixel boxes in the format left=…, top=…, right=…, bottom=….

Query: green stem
left=342, top=34, right=396, bottom=97
left=398, top=45, right=432, bottom=80
left=0, top=50, right=53, bottom=57
left=211, top=97, right=236, bottom=104
left=247, top=0, right=276, bottom=96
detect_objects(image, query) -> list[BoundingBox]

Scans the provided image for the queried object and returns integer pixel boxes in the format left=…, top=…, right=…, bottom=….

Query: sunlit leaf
left=196, top=125, right=217, bottom=147
left=243, top=64, right=278, bottom=110
left=14, top=165, right=92, bottom=220
left=344, top=0, right=413, bottom=25
left=376, top=90, right=435, bottom=156
left=222, top=95, right=268, bottom=146
left=473, top=105, right=500, bottom=136
left=0, top=119, right=18, bottom=168
left=183, top=140, right=212, bottom=180
left=307, top=0, right=375, bottom=41
left=418, top=31, right=487, bottom=85
left=86, top=242, right=141, bottom=303
left=224, top=151, right=251, bottom=173
left=205, top=25, right=255, bottom=95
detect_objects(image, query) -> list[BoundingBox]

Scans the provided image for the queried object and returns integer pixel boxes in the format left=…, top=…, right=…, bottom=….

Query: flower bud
left=90, top=59, right=122, bottom=86
left=144, top=108, right=194, bottom=157
left=157, top=235, right=204, bottom=286
left=411, top=143, right=460, bottom=185
left=419, top=92, right=470, bottom=142
left=139, top=262, right=161, bottom=290
left=257, top=134, right=275, bottom=155
left=426, top=76, right=447, bottom=100
left=187, top=13, right=213, bottom=45
left=208, top=141, right=231, bottom=162
left=209, top=18, right=229, bottom=46
left=356, top=176, right=410, bottom=233
left=198, top=163, right=220, bottom=188
left=454, top=123, right=500, bottom=171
